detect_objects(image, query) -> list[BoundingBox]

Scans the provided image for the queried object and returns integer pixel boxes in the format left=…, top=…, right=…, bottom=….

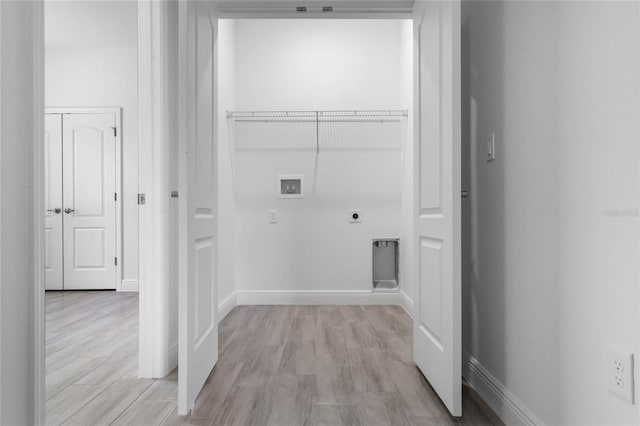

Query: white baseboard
left=464, top=354, right=545, bottom=426
left=218, top=292, right=238, bottom=323
left=235, top=290, right=403, bottom=306
left=399, top=290, right=414, bottom=318
left=120, top=279, right=139, bottom=292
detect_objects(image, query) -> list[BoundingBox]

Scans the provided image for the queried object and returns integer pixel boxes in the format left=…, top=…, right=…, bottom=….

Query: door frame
left=45, top=107, right=123, bottom=291
left=137, top=0, right=181, bottom=379
left=31, top=2, right=163, bottom=422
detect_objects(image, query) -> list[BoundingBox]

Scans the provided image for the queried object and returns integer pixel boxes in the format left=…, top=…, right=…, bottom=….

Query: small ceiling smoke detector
left=322, top=6, right=333, bottom=12
left=296, top=6, right=307, bottom=12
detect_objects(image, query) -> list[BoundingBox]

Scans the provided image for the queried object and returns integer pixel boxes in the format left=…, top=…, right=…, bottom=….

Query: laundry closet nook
left=216, top=19, right=415, bottom=307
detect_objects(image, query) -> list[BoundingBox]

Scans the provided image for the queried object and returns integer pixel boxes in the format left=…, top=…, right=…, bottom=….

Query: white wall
left=227, top=19, right=413, bottom=299
left=462, top=1, right=640, bottom=424
left=217, top=20, right=237, bottom=312
left=234, top=19, right=408, bottom=111
left=45, top=2, right=139, bottom=287
left=0, top=1, right=43, bottom=423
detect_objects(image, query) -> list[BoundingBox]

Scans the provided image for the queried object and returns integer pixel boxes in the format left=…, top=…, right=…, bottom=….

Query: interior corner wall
left=217, top=19, right=237, bottom=313
left=45, top=45, right=139, bottom=287
left=399, top=19, right=415, bottom=314
left=462, top=1, right=639, bottom=425
left=229, top=19, right=413, bottom=298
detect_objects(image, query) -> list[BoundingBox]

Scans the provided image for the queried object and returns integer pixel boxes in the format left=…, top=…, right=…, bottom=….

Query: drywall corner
left=218, top=291, right=237, bottom=323
left=399, top=289, right=414, bottom=318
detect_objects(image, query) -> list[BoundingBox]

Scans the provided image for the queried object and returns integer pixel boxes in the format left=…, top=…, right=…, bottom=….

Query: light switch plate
left=607, top=345, right=635, bottom=404
left=487, top=133, right=496, bottom=162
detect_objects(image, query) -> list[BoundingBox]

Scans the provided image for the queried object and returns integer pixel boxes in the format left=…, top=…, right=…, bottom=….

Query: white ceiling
left=44, top=0, right=412, bottom=49
left=45, top=0, right=137, bottom=49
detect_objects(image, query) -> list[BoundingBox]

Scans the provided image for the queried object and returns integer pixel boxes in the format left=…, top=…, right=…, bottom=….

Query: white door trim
left=32, top=1, right=46, bottom=424
left=637, top=5, right=640, bottom=424
left=137, top=0, right=179, bottom=379
left=45, top=107, right=123, bottom=291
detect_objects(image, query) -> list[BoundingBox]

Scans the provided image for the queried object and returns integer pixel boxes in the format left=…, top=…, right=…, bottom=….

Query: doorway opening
left=174, top=2, right=468, bottom=417
left=173, top=15, right=481, bottom=423
left=216, top=18, right=416, bottom=309
left=43, top=2, right=148, bottom=424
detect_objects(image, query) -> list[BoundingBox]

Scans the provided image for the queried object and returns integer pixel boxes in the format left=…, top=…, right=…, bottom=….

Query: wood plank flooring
left=46, top=292, right=501, bottom=426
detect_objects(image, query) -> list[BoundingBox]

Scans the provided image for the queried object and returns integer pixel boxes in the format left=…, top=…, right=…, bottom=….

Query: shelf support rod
left=316, top=111, right=319, bottom=154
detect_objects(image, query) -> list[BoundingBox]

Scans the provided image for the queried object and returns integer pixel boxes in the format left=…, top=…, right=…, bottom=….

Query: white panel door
left=45, top=114, right=64, bottom=290
left=178, top=0, right=219, bottom=415
left=413, top=0, right=462, bottom=416
left=62, top=113, right=117, bottom=290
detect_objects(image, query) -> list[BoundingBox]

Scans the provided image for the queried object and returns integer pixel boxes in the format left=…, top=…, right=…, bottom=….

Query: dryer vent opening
left=372, top=239, right=399, bottom=291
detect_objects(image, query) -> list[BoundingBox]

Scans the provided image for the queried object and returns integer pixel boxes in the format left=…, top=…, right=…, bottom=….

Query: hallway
left=45, top=293, right=499, bottom=425
left=45, top=291, right=176, bottom=425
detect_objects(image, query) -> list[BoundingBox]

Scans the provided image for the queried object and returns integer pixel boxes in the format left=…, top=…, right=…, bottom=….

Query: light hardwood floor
left=46, top=292, right=501, bottom=426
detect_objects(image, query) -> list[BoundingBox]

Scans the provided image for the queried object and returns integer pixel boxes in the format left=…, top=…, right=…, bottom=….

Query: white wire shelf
left=227, top=110, right=408, bottom=123
left=227, top=109, right=408, bottom=156
left=226, top=109, right=409, bottom=194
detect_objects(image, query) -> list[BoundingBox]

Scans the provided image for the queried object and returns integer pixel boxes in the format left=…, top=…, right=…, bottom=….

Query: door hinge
left=114, top=257, right=118, bottom=266
left=114, top=192, right=117, bottom=202
left=138, top=193, right=146, bottom=205
left=112, top=127, right=117, bottom=137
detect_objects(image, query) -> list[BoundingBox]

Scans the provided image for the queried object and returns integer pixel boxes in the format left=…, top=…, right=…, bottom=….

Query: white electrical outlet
left=350, top=210, right=362, bottom=223
left=607, top=345, right=635, bottom=403
left=268, top=210, right=278, bottom=224
left=487, top=133, right=496, bottom=162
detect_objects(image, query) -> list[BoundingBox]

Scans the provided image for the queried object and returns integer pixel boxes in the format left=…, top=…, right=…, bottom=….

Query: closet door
left=178, top=0, right=219, bottom=415
left=45, top=114, right=63, bottom=290
left=62, top=113, right=117, bottom=290
left=412, top=0, right=462, bottom=417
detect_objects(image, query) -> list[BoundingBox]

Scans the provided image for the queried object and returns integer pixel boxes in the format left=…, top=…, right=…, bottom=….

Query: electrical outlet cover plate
left=277, top=174, right=304, bottom=199
left=607, top=345, right=635, bottom=404
left=268, top=210, right=278, bottom=224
